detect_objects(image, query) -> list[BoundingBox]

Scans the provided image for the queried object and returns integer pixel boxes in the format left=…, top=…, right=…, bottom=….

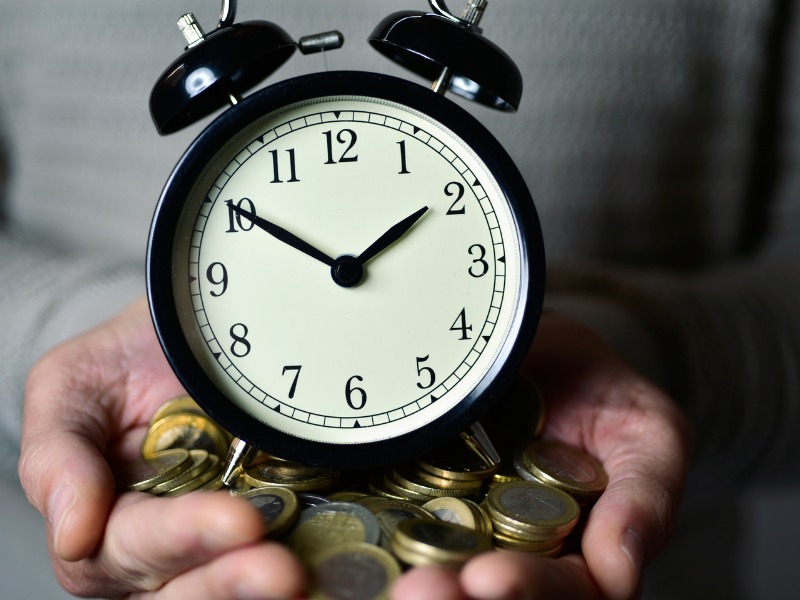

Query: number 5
left=416, top=355, right=436, bottom=389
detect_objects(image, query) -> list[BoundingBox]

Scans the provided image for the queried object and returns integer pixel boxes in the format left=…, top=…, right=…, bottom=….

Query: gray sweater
left=1, top=0, right=798, bottom=496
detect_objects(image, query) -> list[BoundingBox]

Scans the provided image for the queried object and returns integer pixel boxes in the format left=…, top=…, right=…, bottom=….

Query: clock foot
left=460, top=422, right=501, bottom=467
left=221, top=437, right=259, bottom=486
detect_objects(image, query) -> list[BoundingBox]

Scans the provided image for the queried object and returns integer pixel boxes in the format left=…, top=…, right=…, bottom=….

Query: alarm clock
left=147, top=0, right=545, bottom=471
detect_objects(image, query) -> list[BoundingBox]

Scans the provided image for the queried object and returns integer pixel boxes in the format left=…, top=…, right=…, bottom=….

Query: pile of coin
left=114, top=381, right=608, bottom=600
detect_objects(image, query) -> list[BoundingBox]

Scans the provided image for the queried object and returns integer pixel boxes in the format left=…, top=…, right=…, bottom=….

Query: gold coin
left=392, top=466, right=481, bottom=498
left=239, top=487, right=300, bottom=537
left=114, top=449, right=192, bottom=492
left=485, top=481, right=579, bottom=539
left=328, top=491, right=371, bottom=502
left=308, top=542, right=400, bottom=600
left=368, top=477, right=412, bottom=502
left=491, top=529, right=564, bottom=552
left=462, top=498, right=493, bottom=537
left=196, top=474, right=225, bottom=492
left=148, top=395, right=209, bottom=427
left=142, top=413, right=230, bottom=459
left=522, top=441, right=608, bottom=504
left=391, top=519, right=491, bottom=567
left=422, top=497, right=482, bottom=531
left=414, top=467, right=488, bottom=491
left=382, top=472, right=438, bottom=502
left=148, top=449, right=212, bottom=494
left=416, top=438, right=498, bottom=481
left=160, top=455, right=222, bottom=497
left=244, top=459, right=338, bottom=492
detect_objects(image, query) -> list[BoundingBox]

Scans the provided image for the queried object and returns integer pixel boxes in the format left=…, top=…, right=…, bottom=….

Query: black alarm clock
left=147, top=0, right=544, bottom=473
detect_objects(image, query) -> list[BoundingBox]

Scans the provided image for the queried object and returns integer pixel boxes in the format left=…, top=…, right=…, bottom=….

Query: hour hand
left=355, top=206, right=428, bottom=266
left=228, top=203, right=335, bottom=267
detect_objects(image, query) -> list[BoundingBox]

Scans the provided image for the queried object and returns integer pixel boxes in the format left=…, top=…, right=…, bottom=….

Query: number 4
left=450, top=308, right=472, bottom=340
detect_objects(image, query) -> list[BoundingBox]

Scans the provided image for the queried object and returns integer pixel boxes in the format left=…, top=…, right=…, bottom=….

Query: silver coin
left=292, top=502, right=381, bottom=547
left=499, top=486, right=567, bottom=521
left=296, top=493, right=333, bottom=509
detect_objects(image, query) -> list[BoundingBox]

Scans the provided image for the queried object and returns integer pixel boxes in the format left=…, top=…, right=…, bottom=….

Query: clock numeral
left=282, top=365, right=302, bottom=399
left=225, top=199, right=256, bottom=233
left=324, top=129, right=358, bottom=164
left=468, top=244, right=489, bottom=278
left=415, top=355, right=436, bottom=389
left=345, top=375, right=367, bottom=409
left=206, top=262, right=228, bottom=296
left=229, top=323, right=251, bottom=357
left=450, top=308, right=473, bottom=340
left=444, top=182, right=466, bottom=215
left=397, top=140, right=410, bottom=174
left=269, top=148, right=300, bottom=183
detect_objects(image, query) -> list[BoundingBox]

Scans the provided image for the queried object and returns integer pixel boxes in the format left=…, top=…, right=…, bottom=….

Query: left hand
left=391, top=314, right=693, bottom=600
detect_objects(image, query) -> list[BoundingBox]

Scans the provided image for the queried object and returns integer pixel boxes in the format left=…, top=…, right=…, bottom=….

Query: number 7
left=282, top=365, right=302, bottom=399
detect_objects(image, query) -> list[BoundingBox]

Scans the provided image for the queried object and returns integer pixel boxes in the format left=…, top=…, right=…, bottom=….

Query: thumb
left=19, top=334, right=119, bottom=562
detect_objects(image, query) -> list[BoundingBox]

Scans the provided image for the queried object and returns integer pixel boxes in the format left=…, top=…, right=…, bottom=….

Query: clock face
left=150, top=73, right=543, bottom=465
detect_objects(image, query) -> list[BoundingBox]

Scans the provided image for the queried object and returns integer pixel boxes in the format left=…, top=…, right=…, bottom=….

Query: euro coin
left=308, top=542, right=400, bottom=600
left=368, top=477, right=413, bottom=502
left=491, top=529, right=564, bottom=552
left=361, top=498, right=435, bottom=548
left=142, top=413, right=230, bottom=459
left=148, top=449, right=212, bottom=494
left=422, top=497, right=483, bottom=532
left=288, top=502, right=381, bottom=562
left=148, top=395, right=209, bottom=426
left=115, top=448, right=193, bottom=492
left=521, top=441, right=608, bottom=504
left=160, top=454, right=222, bottom=496
left=239, top=487, right=300, bottom=537
left=297, top=493, right=333, bottom=509
left=416, top=437, right=498, bottom=481
left=244, top=459, right=339, bottom=492
left=391, top=466, right=481, bottom=499
left=328, top=491, right=371, bottom=502
left=391, top=519, right=491, bottom=568
left=485, top=481, right=579, bottom=539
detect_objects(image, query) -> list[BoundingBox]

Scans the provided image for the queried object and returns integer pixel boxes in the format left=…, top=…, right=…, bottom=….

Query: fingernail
left=620, top=528, right=643, bottom=577
left=49, top=482, right=77, bottom=555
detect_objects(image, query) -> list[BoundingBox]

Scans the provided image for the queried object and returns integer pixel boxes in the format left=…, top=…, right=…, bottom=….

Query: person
left=3, top=0, right=798, bottom=598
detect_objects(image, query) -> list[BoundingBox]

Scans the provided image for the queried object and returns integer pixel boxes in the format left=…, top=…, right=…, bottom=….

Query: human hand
left=18, top=297, right=305, bottom=599
left=392, top=313, right=693, bottom=600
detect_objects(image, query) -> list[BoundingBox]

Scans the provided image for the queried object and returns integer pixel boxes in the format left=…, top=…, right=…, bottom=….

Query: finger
left=582, top=389, right=690, bottom=600
left=19, top=299, right=184, bottom=562
left=135, top=542, right=305, bottom=600
left=52, top=492, right=266, bottom=597
left=391, top=565, right=463, bottom=600
left=525, top=316, right=692, bottom=599
left=461, top=551, right=602, bottom=600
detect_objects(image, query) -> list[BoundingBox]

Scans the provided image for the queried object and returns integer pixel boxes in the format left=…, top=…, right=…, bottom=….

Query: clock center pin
left=331, top=255, right=364, bottom=288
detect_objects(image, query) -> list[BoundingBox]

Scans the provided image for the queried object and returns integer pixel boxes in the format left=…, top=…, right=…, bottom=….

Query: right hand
left=18, top=297, right=305, bottom=599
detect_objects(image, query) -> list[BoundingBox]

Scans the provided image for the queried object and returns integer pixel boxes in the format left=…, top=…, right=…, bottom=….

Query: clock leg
left=221, top=437, right=259, bottom=486
left=460, top=422, right=501, bottom=467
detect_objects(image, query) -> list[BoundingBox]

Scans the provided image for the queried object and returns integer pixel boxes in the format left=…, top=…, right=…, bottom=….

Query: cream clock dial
left=149, top=72, right=543, bottom=466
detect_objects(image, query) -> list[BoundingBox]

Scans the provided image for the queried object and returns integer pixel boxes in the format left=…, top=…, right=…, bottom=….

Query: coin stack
left=113, top=380, right=608, bottom=600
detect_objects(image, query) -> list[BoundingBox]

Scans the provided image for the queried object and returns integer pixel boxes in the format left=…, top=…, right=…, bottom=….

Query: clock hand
left=228, top=204, right=335, bottom=267
left=355, top=206, right=429, bottom=266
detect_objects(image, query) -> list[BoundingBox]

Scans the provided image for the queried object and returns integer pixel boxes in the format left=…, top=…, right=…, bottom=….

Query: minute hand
left=229, top=204, right=335, bottom=267
left=355, top=206, right=429, bottom=266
